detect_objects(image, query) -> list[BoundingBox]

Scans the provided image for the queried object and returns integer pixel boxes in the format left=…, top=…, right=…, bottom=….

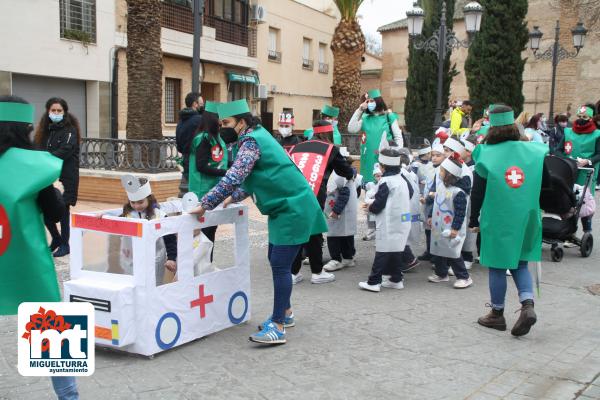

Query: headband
left=379, top=154, right=401, bottom=166
left=489, top=110, right=515, bottom=127
left=444, top=137, right=465, bottom=154
left=417, top=147, right=432, bottom=156
left=313, top=125, right=333, bottom=134
left=462, top=140, right=475, bottom=152
left=441, top=158, right=462, bottom=178
left=431, top=143, right=445, bottom=153
left=0, top=102, right=34, bottom=123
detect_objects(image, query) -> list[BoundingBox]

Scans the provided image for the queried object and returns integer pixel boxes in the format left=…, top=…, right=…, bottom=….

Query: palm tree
left=331, top=0, right=366, bottom=133
left=126, top=0, right=163, bottom=140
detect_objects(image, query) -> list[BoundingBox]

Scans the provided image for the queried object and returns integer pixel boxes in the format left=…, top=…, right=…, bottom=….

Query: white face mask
left=559, top=122, right=568, bottom=128
left=279, top=127, right=292, bottom=137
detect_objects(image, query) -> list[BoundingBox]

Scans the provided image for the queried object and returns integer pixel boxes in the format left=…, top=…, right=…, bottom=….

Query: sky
left=357, top=0, right=413, bottom=39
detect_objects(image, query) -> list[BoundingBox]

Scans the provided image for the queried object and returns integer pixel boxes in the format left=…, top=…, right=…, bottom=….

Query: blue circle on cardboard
left=228, top=291, right=248, bottom=324
left=155, top=312, right=181, bottom=350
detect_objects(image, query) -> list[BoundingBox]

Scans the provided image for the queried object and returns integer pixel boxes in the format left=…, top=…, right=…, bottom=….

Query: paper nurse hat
left=0, top=102, right=34, bottom=123
left=441, top=158, right=462, bottom=178
left=373, top=163, right=382, bottom=176
left=443, top=137, right=465, bottom=154
left=417, top=146, right=432, bottom=156
left=121, top=175, right=152, bottom=202
left=278, top=112, right=295, bottom=125
left=577, top=105, right=594, bottom=118
left=378, top=136, right=401, bottom=166
left=218, top=100, right=250, bottom=119
left=204, top=101, right=220, bottom=114
left=462, top=139, right=475, bottom=152
left=313, top=124, right=333, bottom=134
left=431, top=143, right=445, bottom=154
left=321, top=105, right=340, bottom=118
left=489, top=108, right=515, bottom=127
left=367, top=89, right=382, bottom=99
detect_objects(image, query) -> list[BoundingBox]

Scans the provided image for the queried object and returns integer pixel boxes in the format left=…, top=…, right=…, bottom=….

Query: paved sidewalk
left=1, top=203, right=599, bottom=400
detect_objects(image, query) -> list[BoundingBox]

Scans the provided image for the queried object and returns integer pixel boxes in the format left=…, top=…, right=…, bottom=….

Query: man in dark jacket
left=176, top=92, right=204, bottom=194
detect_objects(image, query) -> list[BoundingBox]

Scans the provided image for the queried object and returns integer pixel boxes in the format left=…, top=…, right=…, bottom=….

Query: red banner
left=72, top=214, right=143, bottom=237
left=290, top=142, right=334, bottom=196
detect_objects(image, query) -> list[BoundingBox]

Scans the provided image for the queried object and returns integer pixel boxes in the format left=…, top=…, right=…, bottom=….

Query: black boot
left=478, top=307, right=506, bottom=331
left=48, top=237, right=61, bottom=252
left=511, top=299, right=537, bottom=337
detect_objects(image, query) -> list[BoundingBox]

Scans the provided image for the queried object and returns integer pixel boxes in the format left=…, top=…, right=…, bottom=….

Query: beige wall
left=255, top=0, right=337, bottom=131
left=380, top=1, right=600, bottom=124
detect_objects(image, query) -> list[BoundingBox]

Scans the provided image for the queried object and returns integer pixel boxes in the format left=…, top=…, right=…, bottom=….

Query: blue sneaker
left=258, top=314, right=295, bottom=330
left=249, top=322, right=286, bottom=345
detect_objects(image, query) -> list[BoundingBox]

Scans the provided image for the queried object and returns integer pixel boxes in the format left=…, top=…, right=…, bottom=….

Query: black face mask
left=196, top=106, right=204, bottom=113
left=576, top=118, right=589, bottom=126
left=219, top=127, right=238, bottom=144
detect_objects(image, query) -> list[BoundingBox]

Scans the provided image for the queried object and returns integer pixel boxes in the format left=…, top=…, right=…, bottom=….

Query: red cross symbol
left=477, top=135, right=484, bottom=143
left=0, top=205, right=11, bottom=256
left=211, top=145, right=223, bottom=162
left=505, top=166, right=525, bottom=189
left=360, top=132, right=366, bottom=145
left=190, top=284, right=214, bottom=319
left=564, top=141, right=573, bottom=155
left=329, top=199, right=335, bottom=209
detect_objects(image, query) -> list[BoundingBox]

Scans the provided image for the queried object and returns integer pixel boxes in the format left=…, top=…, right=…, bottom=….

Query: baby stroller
left=540, top=155, right=594, bottom=262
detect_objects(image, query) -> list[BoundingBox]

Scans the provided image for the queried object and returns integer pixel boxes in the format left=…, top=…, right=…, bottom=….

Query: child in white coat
left=362, top=164, right=382, bottom=241
left=359, top=148, right=412, bottom=292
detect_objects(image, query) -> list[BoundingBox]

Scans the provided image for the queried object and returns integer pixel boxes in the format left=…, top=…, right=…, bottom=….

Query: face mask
left=576, top=118, right=589, bottom=126
left=219, top=127, right=238, bottom=144
left=367, top=102, right=376, bottom=112
left=559, top=122, right=568, bottom=128
left=49, top=113, right=63, bottom=123
left=332, top=120, right=338, bottom=127
left=482, top=120, right=489, bottom=126
left=197, top=106, right=204, bottom=113
left=279, top=127, right=292, bottom=137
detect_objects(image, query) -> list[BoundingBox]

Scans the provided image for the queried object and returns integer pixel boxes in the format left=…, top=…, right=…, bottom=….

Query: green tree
left=465, top=0, right=529, bottom=120
left=405, top=0, right=457, bottom=140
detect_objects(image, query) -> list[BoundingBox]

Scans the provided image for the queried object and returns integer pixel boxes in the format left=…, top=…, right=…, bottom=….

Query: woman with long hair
left=34, top=97, right=81, bottom=257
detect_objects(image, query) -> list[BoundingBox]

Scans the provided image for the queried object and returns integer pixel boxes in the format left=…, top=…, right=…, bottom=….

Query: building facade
left=378, top=0, right=600, bottom=126
left=252, top=0, right=338, bottom=133
left=360, top=52, right=383, bottom=99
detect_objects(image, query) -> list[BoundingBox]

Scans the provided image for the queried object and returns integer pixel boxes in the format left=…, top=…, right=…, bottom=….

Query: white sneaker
left=341, top=258, right=356, bottom=268
left=464, top=261, right=473, bottom=270
left=506, top=270, right=512, bottom=276
left=302, top=258, right=310, bottom=265
left=311, top=271, right=335, bottom=284
left=382, top=274, right=391, bottom=283
left=381, top=280, right=404, bottom=290
left=448, top=267, right=455, bottom=276
left=453, top=277, right=473, bottom=289
left=358, top=281, right=381, bottom=292
left=292, top=273, right=303, bottom=285
left=428, top=274, right=449, bottom=283
left=323, top=260, right=343, bottom=272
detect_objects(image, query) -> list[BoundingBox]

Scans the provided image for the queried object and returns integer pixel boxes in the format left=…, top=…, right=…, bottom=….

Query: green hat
left=217, top=99, right=250, bottom=119
left=489, top=110, right=515, bottom=127
left=367, top=89, right=382, bottom=99
left=204, top=101, right=220, bottom=114
left=321, top=105, right=339, bottom=118
left=577, top=105, right=594, bottom=118
left=0, top=102, right=34, bottom=123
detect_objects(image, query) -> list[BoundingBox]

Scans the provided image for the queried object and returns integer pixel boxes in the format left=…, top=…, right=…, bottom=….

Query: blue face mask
left=482, top=120, right=489, bottom=126
left=49, top=113, right=63, bottom=123
left=367, top=102, right=376, bottom=112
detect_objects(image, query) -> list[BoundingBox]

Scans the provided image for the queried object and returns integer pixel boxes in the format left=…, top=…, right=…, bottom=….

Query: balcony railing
left=268, top=50, right=282, bottom=63
left=161, top=2, right=251, bottom=49
left=80, top=138, right=180, bottom=173
left=318, top=62, right=329, bottom=74
left=302, top=58, right=314, bottom=70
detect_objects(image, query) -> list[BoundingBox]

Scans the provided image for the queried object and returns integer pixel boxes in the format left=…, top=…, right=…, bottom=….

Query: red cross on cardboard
left=564, top=141, right=573, bottom=155
left=0, top=205, right=11, bottom=256
left=211, top=145, right=224, bottom=162
left=360, top=132, right=367, bottom=145
left=505, top=166, right=525, bottom=189
left=190, top=284, right=214, bottom=319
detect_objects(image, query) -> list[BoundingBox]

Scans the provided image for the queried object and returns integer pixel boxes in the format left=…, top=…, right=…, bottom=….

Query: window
left=60, top=0, right=97, bottom=43
left=209, top=0, right=246, bottom=23
left=312, top=109, right=321, bottom=121
left=165, top=78, right=181, bottom=124
left=303, top=38, right=313, bottom=70
left=228, top=82, right=251, bottom=102
left=268, top=27, right=281, bottom=62
left=318, top=42, right=328, bottom=73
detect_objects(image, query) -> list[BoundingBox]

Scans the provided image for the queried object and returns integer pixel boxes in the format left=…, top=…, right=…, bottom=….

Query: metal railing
left=80, top=138, right=180, bottom=173
left=204, top=14, right=248, bottom=47
left=302, top=58, right=314, bottom=70
left=161, top=1, right=194, bottom=34
left=60, top=0, right=97, bottom=43
left=268, top=50, right=282, bottom=63
left=318, top=62, right=329, bottom=74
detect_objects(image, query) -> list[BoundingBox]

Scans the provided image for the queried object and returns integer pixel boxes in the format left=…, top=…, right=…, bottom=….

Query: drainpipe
left=109, top=46, right=120, bottom=139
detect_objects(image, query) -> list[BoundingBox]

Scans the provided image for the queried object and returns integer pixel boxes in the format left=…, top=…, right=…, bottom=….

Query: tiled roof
left=378, top=0, right=469, bottom=33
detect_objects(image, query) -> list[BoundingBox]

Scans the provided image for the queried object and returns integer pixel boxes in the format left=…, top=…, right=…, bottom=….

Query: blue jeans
left=51, top=376, right=79, bottom=400
left=489, top=261, right=534, bottom=310
left=267, top=244, right=302, bottom=324
left=581, top=216, right=592, bottom=233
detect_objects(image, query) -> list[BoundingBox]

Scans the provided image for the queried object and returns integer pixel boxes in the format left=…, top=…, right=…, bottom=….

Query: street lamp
left=407, top=1, right=483, bottom=129
left=192, top=0, right=205, bottom=93
left=528, top=20, right=587, bottom=128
